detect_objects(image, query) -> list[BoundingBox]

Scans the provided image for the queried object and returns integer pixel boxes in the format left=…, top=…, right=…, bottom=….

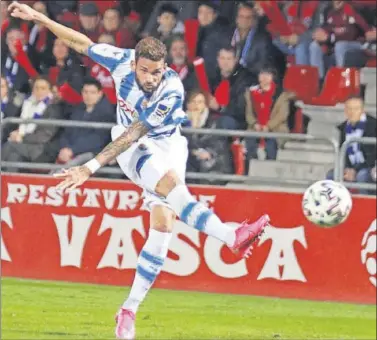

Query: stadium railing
left=1, top=117, right=341, bottom=187
left=337, top=136, right=377, bottom=192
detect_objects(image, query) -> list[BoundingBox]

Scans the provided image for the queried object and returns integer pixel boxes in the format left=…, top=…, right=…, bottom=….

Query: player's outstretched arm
left=95, top=121, right=149, bottom=167
left=54, top=120, right=149, bottom=191
left=8, top=1, right=93, bottom=55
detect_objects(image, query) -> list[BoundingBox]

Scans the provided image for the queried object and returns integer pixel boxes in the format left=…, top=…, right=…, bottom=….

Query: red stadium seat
left=283, top=65, right=319, bottom=103
left=366, top=58, right=377, bottom=67
left=231, top=139, right=246, bottom=176
left=309, top=67, right=360, bottom=106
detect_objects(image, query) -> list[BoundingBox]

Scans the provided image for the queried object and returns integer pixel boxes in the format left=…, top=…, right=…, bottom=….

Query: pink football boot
left=230, top=214, right=270, bottom=258
left=115, top=308, right=136, bottom=340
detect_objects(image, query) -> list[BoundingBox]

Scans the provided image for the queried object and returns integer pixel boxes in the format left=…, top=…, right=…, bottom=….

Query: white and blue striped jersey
left=88, top=43, right=186, bottom=138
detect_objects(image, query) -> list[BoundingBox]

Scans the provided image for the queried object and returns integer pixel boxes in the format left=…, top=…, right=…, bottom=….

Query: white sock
left=122, top=229, right=172, bottom=314
left=166, top=185, right=236, bottom=247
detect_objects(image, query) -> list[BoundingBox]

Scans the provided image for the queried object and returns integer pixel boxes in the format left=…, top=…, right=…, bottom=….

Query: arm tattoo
left=67, top=37, right=88, bottom=55
left=96, top=120, right=149, bottom=166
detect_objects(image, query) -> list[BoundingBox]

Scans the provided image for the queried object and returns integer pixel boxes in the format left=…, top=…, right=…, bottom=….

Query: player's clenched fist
left=8, top=1, right=40, bottom=21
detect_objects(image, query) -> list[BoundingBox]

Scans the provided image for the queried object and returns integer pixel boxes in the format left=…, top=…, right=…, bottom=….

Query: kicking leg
left=156, top=170, right=270, bottom=257
left=115, top=205, right=175, bottom=340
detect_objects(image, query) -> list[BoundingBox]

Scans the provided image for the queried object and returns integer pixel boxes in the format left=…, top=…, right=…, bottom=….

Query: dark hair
left=259, top=66, right=277, bottom=78
left=104, top=7, right=123, bottom=17
left=198, top=1, right=219, bottom=12
left=186, top=88, right=209, bottom=106
left=135, top=37, right=168, bottom=62
left=169, top=34, right=186, bottom=47
left=82, top=77, right=102, bottom=91
left=159, top=4, right=178, bottom=16
left=218, top=45, right=237, bottom=57
left=32, top=75, right=52, bottom=89
left=6, top=24, right=23, bottom=36
left=238, top=2, right=254, bottom=11
left=346, top=95, right=364, bottom=103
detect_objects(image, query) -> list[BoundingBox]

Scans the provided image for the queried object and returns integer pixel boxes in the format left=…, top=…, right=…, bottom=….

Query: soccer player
left=9, top=2, right=270, bottom=339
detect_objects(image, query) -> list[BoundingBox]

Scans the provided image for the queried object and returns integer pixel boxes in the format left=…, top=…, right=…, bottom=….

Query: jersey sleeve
left=87, top=43, right=133, bottom=73
left=139, top=93, right=183, bottom=130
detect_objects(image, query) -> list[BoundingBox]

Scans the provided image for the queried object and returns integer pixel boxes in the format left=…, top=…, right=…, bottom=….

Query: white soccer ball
left=302, top=180, right=352, bottom=227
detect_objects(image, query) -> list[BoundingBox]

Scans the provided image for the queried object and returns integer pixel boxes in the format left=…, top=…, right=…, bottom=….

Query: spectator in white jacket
left=8, top=76, right=53, bottom=143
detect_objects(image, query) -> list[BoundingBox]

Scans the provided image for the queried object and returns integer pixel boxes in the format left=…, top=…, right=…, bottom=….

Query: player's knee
left=150, top=205, right=176, bottom=233
left=151, top=223, right=173, bottom=233
left=155, top=170, right=182, bottom=197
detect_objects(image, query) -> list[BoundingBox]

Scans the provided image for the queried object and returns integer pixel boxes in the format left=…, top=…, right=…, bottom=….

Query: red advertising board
left=1, top=174, right=376, bottom=304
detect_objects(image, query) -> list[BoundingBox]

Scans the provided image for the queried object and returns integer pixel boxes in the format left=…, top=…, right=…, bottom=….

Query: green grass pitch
left=1, top=278, right=376, bottom=339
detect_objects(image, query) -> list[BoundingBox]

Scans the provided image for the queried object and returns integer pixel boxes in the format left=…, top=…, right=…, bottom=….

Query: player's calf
left=155, top=170, right=269, bottom=256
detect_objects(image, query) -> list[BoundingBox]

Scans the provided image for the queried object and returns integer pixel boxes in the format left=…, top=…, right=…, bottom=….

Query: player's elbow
left=81, top=39, right=94, bottom=55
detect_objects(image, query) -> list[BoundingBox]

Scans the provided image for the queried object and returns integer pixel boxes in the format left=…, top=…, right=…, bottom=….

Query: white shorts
left=111, top=125, right=188, bottom=211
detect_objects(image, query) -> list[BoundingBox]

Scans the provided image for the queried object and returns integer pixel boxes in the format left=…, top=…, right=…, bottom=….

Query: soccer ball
left=302, top=180, right=352, bottom=227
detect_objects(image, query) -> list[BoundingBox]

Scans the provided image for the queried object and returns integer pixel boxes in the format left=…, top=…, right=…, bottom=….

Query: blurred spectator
left=184, top=89, right=233, bottom=182
left=244, top=67, right=292, bottom=162
left=46, top=1, right=77, bottom=21
left=196, top=1, right=231, bottom=80
left=168, top=35, right=197, bottom=94
left=310, top=0, right=373, bottom=80
left=89, top=33, right=117, bottom=104
left=1, top=0, right=10, bottom=35
left=327, top=96, right=376, bottom=195
left=100, top=7, right=136, bottom=48
left=1, top=76, right=64, bottom=172
left=345, top=5, right=376, bottom=68
left=150, top=4, right=184, bottom=46
left=1, top=26, right=38, bottom=94
left=142, top=1, right=198, bottom=38
left=231, top=2, right=272, bottom=83
left=57, top=78, right=115, bottom=167
left=78, top=2, right=101, bottom=42
left=27, top=1, right=55, bottom=64
left=41, top=38, right=84, bottom=93
left=88, top=0, right=121, bottom=16
left=212, top=46, right=252, bottom=131
left=1, top=74, right=23, bottom=143
left=124, top=10, right=142, bottom=38
left=371, top=163, right=377, bottom=183
left=345, top=28, right=376, bottom=68
left=272, top=0, right=322, bottom=66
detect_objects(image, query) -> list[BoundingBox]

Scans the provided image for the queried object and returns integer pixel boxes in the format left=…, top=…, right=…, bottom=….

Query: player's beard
left=135, top=75, right=159, bottom=95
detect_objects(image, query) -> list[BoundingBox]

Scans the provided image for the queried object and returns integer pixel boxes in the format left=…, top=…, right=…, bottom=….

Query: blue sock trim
left=136, top=265, right=157, bottom=284
left=140, top=250, right=164, bottom=266
left=181, top=202, right=197, bottom=224
left=195, top=210, right=213, bottom=231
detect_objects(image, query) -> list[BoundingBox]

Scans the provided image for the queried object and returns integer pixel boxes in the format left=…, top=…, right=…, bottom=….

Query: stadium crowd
left=1, top=0, right=376, bottom=190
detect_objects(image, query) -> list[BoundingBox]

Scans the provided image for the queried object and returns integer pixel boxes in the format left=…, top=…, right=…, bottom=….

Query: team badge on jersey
left=155, top=103, right=170, bottom=118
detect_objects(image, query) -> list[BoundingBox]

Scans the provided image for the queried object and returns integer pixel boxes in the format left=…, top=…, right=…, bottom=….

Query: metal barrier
left=1, top=117, right=340, bottom=186
left=337, top=137, right=377, bottom=191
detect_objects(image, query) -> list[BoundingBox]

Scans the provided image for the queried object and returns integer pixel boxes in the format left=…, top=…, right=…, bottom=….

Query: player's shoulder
left=159, top=68, right=184, bottom=99
left=89, top=43, right=134, bottom=59
left=88, top=43, right=135, bottom=72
